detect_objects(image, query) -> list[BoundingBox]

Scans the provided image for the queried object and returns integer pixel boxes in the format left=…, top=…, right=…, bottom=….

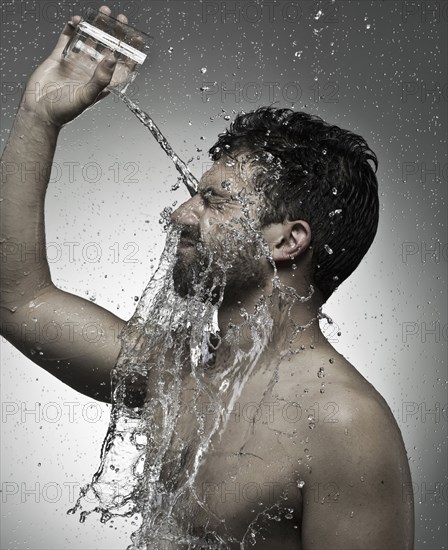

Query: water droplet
left=328, top=209, right=342, bottom=218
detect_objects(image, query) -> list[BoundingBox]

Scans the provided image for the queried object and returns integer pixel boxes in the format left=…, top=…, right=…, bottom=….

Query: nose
left=170, top=193, right=203, bottom=226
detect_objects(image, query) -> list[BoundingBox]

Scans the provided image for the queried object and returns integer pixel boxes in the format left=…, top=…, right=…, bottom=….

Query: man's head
left=208, top=107, right=380, bottom=303
left=171, top=107, right=379, bottom=304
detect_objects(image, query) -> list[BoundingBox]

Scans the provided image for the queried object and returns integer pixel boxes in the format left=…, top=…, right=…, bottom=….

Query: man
left=1, top=6, right=414, bottom=549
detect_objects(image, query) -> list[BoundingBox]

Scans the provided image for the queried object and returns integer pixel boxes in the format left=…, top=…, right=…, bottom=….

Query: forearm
left=0, top=105, right=60, bottom=308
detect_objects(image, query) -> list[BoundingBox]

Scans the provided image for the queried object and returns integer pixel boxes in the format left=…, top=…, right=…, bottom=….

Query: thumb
left=78, top=55, right=117, bottom=106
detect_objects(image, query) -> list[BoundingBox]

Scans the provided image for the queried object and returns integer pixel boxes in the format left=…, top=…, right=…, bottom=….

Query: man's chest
left=152, top=387, right=304, bottom=547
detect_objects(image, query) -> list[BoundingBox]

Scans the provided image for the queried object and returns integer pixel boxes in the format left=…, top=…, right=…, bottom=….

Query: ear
left=263, top=220, right=311, bottom=262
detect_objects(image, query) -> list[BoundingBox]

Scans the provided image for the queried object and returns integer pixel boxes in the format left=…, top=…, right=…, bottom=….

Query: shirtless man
left=1, top=6, right=414, bottom=549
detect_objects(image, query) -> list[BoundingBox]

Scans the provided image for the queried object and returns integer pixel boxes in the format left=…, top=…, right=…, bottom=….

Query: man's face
left=170, top=153, right=269, bottom=299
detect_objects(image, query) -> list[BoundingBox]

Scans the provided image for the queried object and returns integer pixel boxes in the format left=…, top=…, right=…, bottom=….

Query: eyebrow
left=199, top=184, right=230, bottom=197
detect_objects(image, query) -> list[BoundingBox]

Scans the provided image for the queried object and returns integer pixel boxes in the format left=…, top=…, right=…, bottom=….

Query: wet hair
left=209, top=106, right=379, bottom=303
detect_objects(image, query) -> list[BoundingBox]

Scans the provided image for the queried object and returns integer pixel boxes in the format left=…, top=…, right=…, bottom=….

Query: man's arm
left=300, top=389, right=414, bottom=550
left=1, top=7, right=128, bottom=403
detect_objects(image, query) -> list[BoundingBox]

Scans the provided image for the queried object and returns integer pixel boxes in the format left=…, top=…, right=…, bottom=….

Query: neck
left=216, top=270, right=326, bottom=355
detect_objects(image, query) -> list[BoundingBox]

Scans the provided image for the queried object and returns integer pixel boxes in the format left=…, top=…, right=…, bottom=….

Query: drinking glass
left=62, top=8, right=152, bottom=94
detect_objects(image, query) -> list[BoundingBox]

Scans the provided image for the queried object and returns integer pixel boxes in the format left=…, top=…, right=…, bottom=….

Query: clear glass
left=62, top=8, right=152, bottom=94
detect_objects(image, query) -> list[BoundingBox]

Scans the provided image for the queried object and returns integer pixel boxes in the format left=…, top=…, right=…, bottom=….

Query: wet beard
left=172, top=227, right=267, bottom=303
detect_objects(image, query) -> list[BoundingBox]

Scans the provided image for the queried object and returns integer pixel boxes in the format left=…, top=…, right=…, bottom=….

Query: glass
left=62, top=8, right=152, bottom=94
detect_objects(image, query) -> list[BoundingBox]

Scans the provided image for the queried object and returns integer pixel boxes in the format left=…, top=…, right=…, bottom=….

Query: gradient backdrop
left=1, top=1, right=447, bottom=548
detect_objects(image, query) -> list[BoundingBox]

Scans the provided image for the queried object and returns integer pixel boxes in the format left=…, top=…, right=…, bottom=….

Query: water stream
left=116, top=92, right=199, bottom=197
left=68, top=93, right=321, bottom=549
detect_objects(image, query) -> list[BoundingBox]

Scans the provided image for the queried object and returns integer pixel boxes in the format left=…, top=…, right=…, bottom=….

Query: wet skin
left=140, top=333, right=414, bottom=549
left=130, top=159, right=414, bottom=548
left=0, top=7, right=414, bottom=548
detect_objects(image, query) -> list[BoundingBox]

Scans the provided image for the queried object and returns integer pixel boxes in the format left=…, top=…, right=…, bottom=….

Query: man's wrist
left=17, top=101, right=62, bottom=132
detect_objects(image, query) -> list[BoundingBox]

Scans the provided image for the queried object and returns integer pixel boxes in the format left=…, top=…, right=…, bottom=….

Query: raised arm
left=0, top=7, right=130, bottom=403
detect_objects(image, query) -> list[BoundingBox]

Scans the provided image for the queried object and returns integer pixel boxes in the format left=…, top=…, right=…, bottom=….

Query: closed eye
left=201, top=187, right=229, bottom=210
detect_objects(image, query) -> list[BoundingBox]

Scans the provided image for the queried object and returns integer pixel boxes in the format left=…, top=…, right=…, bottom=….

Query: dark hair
left=209, top=107, right=379, bottom=303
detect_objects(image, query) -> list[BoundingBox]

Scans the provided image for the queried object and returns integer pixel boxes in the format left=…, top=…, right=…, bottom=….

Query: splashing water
left=68, top=220, right=307, bottom=547
left=67, top=133, right=325, bottom=549
left=116, top=91, right=199, bottom=196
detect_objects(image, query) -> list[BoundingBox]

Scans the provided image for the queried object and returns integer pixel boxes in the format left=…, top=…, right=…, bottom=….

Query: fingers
left=64, top=15, right=82, bottom=34
left=99, top=5, right=112, bottom=16
left=115, top=13, right=129, bottom=42
left=94, top=8, right=110, bottom=33
left=92, top=7, right=130, bottom=44
left=78, top=55, right=116, bottom=106
left=54, top=15, right=82, bottom=52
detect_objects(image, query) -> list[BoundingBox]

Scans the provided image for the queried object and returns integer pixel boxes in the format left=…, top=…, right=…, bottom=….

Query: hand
left=21, top=6, right=129, bottom=128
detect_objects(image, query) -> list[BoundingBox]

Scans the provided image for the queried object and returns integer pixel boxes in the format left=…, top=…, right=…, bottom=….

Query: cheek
left=205, top=215, right=221, bottom=228
left=200, top=213, right=232, bottom=240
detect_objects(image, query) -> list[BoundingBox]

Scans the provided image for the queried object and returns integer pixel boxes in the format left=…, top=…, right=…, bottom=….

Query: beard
left=172, top=223, right=267, bottom=302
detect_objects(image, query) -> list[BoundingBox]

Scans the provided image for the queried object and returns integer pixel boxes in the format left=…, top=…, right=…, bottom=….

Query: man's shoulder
left=270, top=348, right=407, bottom=466
left=264, top=353, right=415, bottom=549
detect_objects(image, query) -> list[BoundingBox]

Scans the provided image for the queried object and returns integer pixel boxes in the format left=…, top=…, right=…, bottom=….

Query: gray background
left=1, top=0, right=447, bottom=548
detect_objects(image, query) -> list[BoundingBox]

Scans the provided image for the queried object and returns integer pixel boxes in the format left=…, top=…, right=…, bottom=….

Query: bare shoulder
left=277, top=347, right=409, bottom=461
left=272, top=348, right=415, bottom=548
left=275, top=345, right=404, bottom=435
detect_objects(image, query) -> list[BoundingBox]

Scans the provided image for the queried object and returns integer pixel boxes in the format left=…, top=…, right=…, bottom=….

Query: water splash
left=68, top=149, right=321, bottom=548
left=116, top=91, right=199, bottom=196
